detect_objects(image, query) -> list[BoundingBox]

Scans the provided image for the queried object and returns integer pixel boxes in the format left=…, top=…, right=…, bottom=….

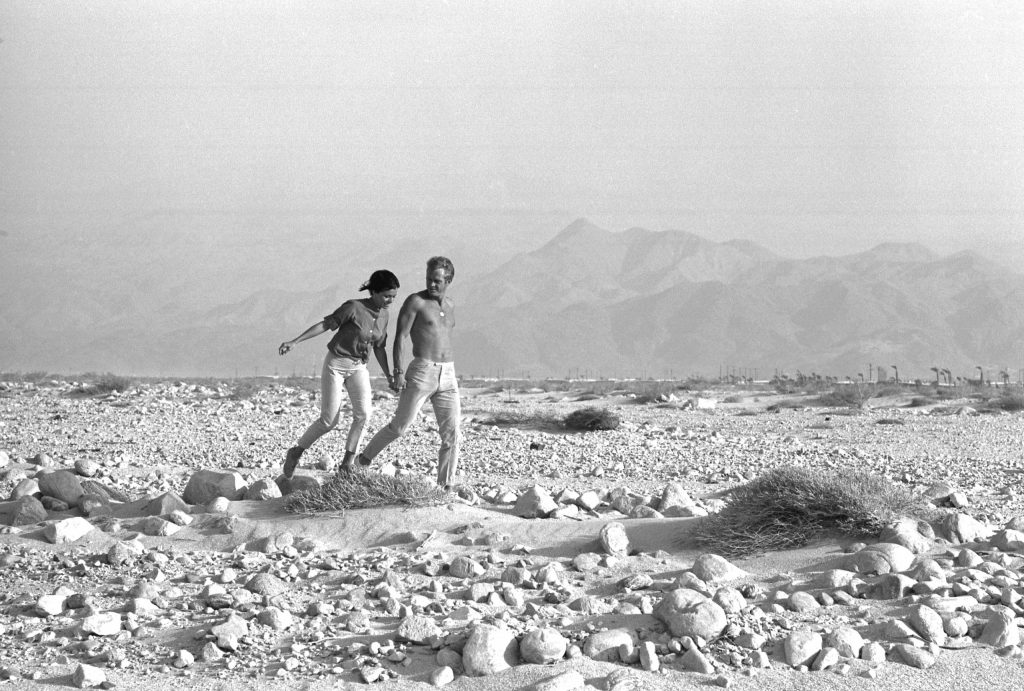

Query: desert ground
left=1, top=376, right=1024, bottom=690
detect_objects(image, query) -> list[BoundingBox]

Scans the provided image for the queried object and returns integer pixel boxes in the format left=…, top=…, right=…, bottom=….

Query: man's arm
left=390, top=295, right=418, bottom=390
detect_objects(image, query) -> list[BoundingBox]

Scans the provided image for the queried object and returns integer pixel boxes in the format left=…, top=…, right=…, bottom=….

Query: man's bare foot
left=357, top=454, right=372, bottom=466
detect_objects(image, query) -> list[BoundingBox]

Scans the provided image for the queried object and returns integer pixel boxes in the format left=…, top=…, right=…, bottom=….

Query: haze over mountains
left=3, top=218, right=1023, bottom=382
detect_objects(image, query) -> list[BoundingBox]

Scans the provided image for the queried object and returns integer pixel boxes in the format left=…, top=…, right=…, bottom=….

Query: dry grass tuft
left=693, top=466, right=927, bottom=557
left=285, top=470, right=450, bottom=515
left=564, top=406, right=620, bottom=431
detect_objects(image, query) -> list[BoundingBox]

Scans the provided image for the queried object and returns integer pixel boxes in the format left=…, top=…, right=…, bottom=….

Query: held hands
left=390, top=369, right=405, bottom=392
left=278, top=341, right=294, bottom=356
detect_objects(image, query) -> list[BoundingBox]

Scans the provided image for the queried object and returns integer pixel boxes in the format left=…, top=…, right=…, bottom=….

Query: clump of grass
left=908, top=396, right=934, bottom=407
left=93, top=373, right=135, bottom=393
left=693, top=466, right=927, bottom=557
left=286, top=470, right=450, bottom=514
left=815, top=385, right=869, bottom=408
left=983, top=393, right=1024, bottom=412
left=564, top=406, right=620, bottom=431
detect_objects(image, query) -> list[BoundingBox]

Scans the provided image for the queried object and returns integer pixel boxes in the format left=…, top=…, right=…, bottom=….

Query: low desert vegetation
left=693, top=466, right=929, bottom=557
left=285, top=469, right=450, bottom=514
left=563, top=407, right=621, bottom=431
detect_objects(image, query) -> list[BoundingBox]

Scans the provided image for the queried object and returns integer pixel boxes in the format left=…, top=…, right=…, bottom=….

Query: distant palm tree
left=930, top=366, right=940, bottom=385
left=941, top=368, right=952, bottom=386
left=1000, top=370, right=1010, bottom=387
left=976, top=365, right=984, bottom=386
left=891, top=365, right=899, bottom=384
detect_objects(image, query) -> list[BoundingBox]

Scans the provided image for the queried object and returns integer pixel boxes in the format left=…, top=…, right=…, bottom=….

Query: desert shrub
left=286, top=470, right=450, bottom=514
left=908, top=396, right=934, bottom=407
left=93, top=373, right=135, bottom=393
left=722, top=395, right=743, bottom=404
left=229, top=380, right=261, bottom=400
left=564, top=407, right=620, bottom=431
left=477, top=410, right=563, bottom=429
left=693, top=466, right=927, bottom=557
left=815, top=385, right=869, bottom=408
left=765, top=399, right=806, bottom=412
left=983, top=393, right=1024, bottom=412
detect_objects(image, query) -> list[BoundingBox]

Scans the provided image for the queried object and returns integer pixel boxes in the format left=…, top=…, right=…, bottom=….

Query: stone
left=599, top=522, right=630, bottom=557
left=691, top=554, right=749, bottom=584
left=136, top=516, right=180, bottom=537
left=788, top=591, right=820, bottom=612
left=907, top=604, right=946, bottom=644
left=680, top=646, right=715, bottom=673
left=182, top=469, right=246, bottom=505
left=891, top=643, right=936, bottom=669
left=258, top=606, right=293, bottom=630
left=654, top=589, right=727, bottom=640
left=245, top=572, right=289, bottom=597
left=35, top=593, right=66, bottom=617
left=9, top=495, right=47, bottom=526
left=397, top=615, right=443, bottom=644
left=520, top=627, right=567, bottom=664
left=861, top=642, right=886, bottom=663
left=81, top=612, right=122, bottom=636
left=72, top=663, right=106, bottom=688
left=144, top=492, right=190, bottom=517
left=880, top=518, right=934, bottom=554
left=530, top=670, right=587, bottom=691
left=210, top=613, right=249, bottom=643
left=450, top=555, right=486, bottom=579
left=583, top=628, right=637, bottom=662
left=37, top=469, right=85, bottom=507
left=514, top=485, right=559, bottom=518
left=712, top=586, right=746, bottom=615
left=10, top=477, right=39, bottom=500
left=572, top=552, right=602, bottom=572
left=659, top=482, right=696, bottom=512
left=244, top=478, right=282, bottom=501
left=639, top=640, right=659, bottom=671
left=44, top=516, right=94, bottom=544
left=990, top=529, right=1024, bottom=552
left=576, top=491, right=602, bottom=511
left=937, top=513, right=993, bottom=544
left=784, top=631, right=823, bottom=667
left=462, top=624, right=519, bottom=676
left=826, top=627, right=864, bottom=658
left=73, top=459, right=100, bottom=477
left=858, top=543, right=915, bottom=572
left=978, top=607, right=1021, bottom=647
left=811, top=646, right=840, bottom=671
left=430, top=666, right=455, bottom=687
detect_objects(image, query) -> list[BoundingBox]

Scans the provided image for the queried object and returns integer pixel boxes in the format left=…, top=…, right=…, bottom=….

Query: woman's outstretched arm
left=279, top=321, right=328, bottom=355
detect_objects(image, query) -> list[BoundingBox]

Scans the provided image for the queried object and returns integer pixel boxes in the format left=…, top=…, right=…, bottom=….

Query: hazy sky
left=2, top=1, right=1022, bottom=262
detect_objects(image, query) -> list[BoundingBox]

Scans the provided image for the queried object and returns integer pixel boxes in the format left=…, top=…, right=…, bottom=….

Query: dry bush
left=564, top=407, right=620, bottom=431
left=908, top=396, right=934, bottom=407
left=285, top=470, right=450, bottom=515
left=983, top=393, right=1024, bottom=412
left=693, top=466, right=927, bottom=557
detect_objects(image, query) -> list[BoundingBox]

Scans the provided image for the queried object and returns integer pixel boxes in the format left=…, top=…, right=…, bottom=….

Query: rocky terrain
left=1, top=377, right=1024, bottom=690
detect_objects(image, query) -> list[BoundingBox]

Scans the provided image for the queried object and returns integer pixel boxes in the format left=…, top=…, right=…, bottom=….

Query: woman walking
left=278, top=270, right=400, bottom=477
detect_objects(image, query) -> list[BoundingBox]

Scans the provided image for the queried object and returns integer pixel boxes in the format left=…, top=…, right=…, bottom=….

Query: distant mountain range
left=5, top=218, right=1023, bottom=381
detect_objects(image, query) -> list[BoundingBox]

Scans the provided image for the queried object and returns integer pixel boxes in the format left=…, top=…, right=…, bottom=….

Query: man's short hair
left=427, top=256, right=455, bottom=283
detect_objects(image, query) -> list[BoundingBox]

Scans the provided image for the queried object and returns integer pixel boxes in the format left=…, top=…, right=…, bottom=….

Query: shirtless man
left=355, top=256, right=461, bottom=489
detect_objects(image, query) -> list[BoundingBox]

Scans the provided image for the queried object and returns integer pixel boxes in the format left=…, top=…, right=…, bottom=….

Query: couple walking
left=278, top=257, right=461, bottom=489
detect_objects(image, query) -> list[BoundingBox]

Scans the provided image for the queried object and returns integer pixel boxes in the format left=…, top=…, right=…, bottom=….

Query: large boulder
left=182, top=470, right=246, bottom=505
left=37, top=470, right=85, bottom=507
left=514, top=486, right=558, bottom=518
left=43, top=516, right=95, bottom=544
left=653, top=588, right=727, bottom=640
left=462, top=624, right=519, bottom=676
left=8, top=495, right=47, bottom=526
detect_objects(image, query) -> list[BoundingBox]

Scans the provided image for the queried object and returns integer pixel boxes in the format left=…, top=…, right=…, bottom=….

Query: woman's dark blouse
left=323, top=299, right=388, bottom=362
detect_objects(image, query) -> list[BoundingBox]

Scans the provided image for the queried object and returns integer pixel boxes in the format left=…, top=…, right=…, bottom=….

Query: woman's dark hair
left=360, top=270, right=400, bottom=293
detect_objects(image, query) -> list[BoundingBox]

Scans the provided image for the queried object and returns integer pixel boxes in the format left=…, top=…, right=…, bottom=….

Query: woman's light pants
left=297, top=354, right=371, bottom=454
